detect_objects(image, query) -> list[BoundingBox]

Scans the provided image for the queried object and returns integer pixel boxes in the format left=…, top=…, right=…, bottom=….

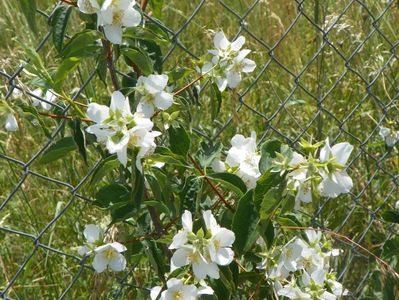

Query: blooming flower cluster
left=150, top=278, right=213, bottom=300
left=169, top=210, right=235, bottom=280
left=379, top=126, right=399, bottom=147
left=86, top=91, right=160, bottom=169
left=199, top=31, right=256, bottom=91
left=150, top=210, right=234, bottom=298
left=135, top=74, right=174, bottom=118
left=274, top=138, right=353, bottom=210
left=258, top=230, right=348, bottom=299
left=212, top=131, right=261, bottom=189
left=78, top=0, right=142, bottom=44
left=78, top=224, right=127, bottom=273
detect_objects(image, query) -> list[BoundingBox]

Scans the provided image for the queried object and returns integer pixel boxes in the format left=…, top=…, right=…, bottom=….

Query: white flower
left=31, top=89, right=57, bottom=111
left=318, top=138, right=353, bottom=198
left=86, top=91, right=160, bottom=169
left=224, top=131, right=261, bottom=189
left=277, top=285, right=311, bottom=299
left=5, top=113, right=18, bottom=132
left=83, top=224, right=102, bottom=243
left=170, top=245, right=220, bottom=280
left=395, top=200, right=399, bottom=210
left=77, top=0, right=100, bottom=14
left=151, top=278, right=197, bottom=300
left=327, top=278, right=349, bottom=297
left=279, top=239, right=303, bottom=272
left=203, top=210, right=235, bottom=266
left=287, top=152, right=312, bottom=210
left=92, top=242, right=127, bottom=273
left=208, top=31, right=256, bottom=91
left=99, top=0, right=142, bottom=44
left=150, top=279, right=214, bottom=300
left=379, top=126, right=399, bottom=147
left=169, top=210, right=193, bottom=250
left=135, top=74, right=173, bottom=118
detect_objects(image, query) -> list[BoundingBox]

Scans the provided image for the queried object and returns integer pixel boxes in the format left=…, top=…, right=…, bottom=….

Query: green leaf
left=211, top=82, right=222, bottom=120
left=124, top=25, right=169, bottom=44
left=197, top=141, right=222, bottom=168
left=90, top=155, right=119, bottom=184
left=69, top=118, right=87, bottom=164
left=97, top=58, right=108, bottom=85
left=207, top=172, right=247, bottom=196
left=259, top=189, right=280, bottom=220
left=51, top=5, right=73, bottom=52
left=168, top=125, right=190, bottom=157
left=17, top=0, right=37, bottom=33
left=276, top=214, right=303, bottom=228
left=259, top=139, right=282, bottom=174
left=122, top=47, right=154, bottom=75
left=61, top=30, right=102, bottom=58
left=53, top=57, right=81, bottom=92
left=151, top=146, right=188, bottom=168
left=110, top=203, right=135, bottom=222
left=232, top=190, right=258, bottom=255
left=148, top=0, right=164, bottom=19
left=382, top=210, right=399, bottom=223
left=94, top=183, right=131, bottom=208
left=40, top=137, right=77, bottom=164
left=180, top=175, right=201, bottom=213
left=145, top=241, right=166, bottom=280
left=168, top=67, right=193, bottom=83
left=254, top=171, right=283, bottom=208
left=382, top=236, right=399, bottom=259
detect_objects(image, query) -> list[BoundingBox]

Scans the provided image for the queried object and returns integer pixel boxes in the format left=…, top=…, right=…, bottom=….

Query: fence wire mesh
left=0, top=0, right=398, bottom=299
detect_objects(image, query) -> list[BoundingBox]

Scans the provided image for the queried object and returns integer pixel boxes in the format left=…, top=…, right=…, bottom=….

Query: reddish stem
left=188, top=154, right=235, bottom=212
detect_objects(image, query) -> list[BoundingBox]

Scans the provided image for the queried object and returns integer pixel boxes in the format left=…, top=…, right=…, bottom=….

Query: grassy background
left=0, top=0, right=398, bottom=298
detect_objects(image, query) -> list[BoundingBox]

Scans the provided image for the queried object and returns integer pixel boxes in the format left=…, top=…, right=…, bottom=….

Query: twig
left=101, top=37, right=120, bottom=90
left=39, top=112, right=92, bottom=123
left=280, top=225, right=399, bottom=279
left=188, top=154, right=235, bottom=212
left=173, top=74, right=204, bottom=96
left=141, top=0, right=149, bottom=11
left=61, top=0, right=77, bottom=6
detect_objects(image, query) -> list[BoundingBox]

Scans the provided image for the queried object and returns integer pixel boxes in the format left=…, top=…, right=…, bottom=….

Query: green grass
left=0, top=0, right=398, bottom=298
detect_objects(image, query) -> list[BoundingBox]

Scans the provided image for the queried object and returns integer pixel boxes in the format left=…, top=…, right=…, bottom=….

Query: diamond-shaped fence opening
left=0, top=0, right=398, bottom=299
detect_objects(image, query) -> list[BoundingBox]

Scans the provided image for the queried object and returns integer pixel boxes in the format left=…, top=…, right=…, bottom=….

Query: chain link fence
left=1, top=0, right=398, bottom=299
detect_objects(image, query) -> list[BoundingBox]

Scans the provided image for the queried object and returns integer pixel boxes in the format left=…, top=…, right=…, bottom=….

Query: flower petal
left=181, top=210, right=193, bottom=232
left=231, top=36, right=245, bottom=51
left=154, top=91, right=173, bottom=110
left=331, top=142, right=353, bottom=165
left=213, top=31, right=229, bottom=49
left=83, top=224, right=102, bottom=243
left=87, top=103, right=109, bottom=123
left=108, top=252, right=126, bottom=272
left=103, top=24, right=123, bottom=44
left=122, top=5, right=142, bottom=27
left=92, top=253, right=108, bottom=273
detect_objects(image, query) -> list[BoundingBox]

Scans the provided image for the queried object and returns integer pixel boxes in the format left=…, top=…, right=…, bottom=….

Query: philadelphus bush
left=4, top=0, right=382, bottom=298
left=198, top=31, right=257, bottom=91
left=78, top=0, right=141, bottom=44
left=86, top=91, right=160, bottom=169
left=212, top=131, right=261, bottom=188
left=258, top=230, right=348, bottom=299
left=273, top=138, right=354, bottom=210
left=78, top=224, right=127, bottom=273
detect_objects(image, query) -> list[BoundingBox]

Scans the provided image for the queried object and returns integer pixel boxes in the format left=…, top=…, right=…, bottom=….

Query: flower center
left=113, top=10, right=124, bottom=24
left=213, top=239, right=221, bottom=250
left=188, top=251, right=200, bottom=264
left=103, top=248, right=117, bottom=260
left=172, top=291, right=183, bottom=300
